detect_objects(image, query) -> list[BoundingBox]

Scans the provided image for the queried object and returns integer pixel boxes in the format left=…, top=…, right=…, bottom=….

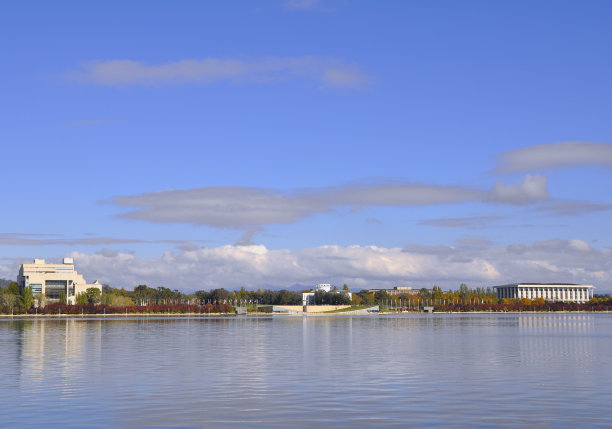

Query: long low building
left=367, top=286, right=420, bottom=296
left=17, top=258, right=102, bottom=305
left=493, top=283, right=593, bottom=303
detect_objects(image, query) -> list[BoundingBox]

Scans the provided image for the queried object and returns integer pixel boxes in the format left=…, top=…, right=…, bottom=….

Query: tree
left=34, top=293, right=47, bottom=308
left=458, top=283, right=469, bottom=300
left=195, top=289, right=211, bottom=304
left=59, top=291, right=67, bottom=305
left=85, top=287, right=101, bottom=304
left=432, top=285, right=443, bottom=300
left=374, top=290, right=390, bottom=304
left=210, top=288, right=231, bottom=303
left=76, top=292, right=89, bottom=305
left=419, top=288, right=431, bottom=299
left=357, top=290, right=374, bottom=306
left=343, top=284, right=349, bottom=292
left=133, top=284, right=148, bottom=305
left=20, top=286, right=33, bottom=309
left=2, top=293, right=18, bottom=311
left=7, top=282, right=20, bottom=296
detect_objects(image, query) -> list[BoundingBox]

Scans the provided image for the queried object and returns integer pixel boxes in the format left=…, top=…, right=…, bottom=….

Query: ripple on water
left=0, top=314, right=611, bottom=428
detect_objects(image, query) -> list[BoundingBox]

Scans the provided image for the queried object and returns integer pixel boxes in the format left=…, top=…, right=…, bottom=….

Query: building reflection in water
left=19, top=319, right=103, bottom=398
left=518, top=314, right=594, bottom=365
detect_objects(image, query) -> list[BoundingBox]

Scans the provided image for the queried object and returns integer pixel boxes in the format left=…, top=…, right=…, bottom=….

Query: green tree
left=419, top=288, right=431, bottom=299
left=210, top=288, right=231, bottom=303
left=20, top=286, right=34, bottom=309
left=76, top=292, right=89, bottom=305
left=59, top=291, right=67, bottom=305
left=7, top=282, right=20, bottom=296
left=85, top=287, right=101, bottom=304
left=458, top=283, right=469, bottom=300
left=374, top=290, right=390, bottom=305
left=432, top=285, right=443, bottom=300
left=133, top=285, right=151, bottom=305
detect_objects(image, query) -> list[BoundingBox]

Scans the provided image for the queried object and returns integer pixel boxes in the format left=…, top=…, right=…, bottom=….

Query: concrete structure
left=493, top=283, right=593, bottom=303
left=302, top=283, right=352, bottom=305
left=368, top=286, right=420, bottom=296
left=17, top=258, right=102, bottom=305
left=269, top=305, right=352, bottom=313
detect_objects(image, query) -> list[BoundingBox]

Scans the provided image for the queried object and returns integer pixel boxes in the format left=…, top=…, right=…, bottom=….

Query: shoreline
left=1, top=310, right=610, bottom=319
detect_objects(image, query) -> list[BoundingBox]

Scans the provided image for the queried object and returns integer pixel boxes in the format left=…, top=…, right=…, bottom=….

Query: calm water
left=1, top=314, right=611, bottom=428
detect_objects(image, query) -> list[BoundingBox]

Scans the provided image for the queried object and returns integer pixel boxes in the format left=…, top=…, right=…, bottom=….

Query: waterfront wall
left=275, top=305, right=351, bottom=313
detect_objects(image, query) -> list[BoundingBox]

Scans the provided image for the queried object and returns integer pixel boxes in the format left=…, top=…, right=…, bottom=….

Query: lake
left=1, top=314, right=611, bottom=428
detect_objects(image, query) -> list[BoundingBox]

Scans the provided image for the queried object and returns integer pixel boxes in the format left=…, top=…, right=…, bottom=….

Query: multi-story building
left=17, top=258, right=102, bottom=305
left=493, top=283, right=593, bottom=303
left=367, top=286, right=420, bottom=296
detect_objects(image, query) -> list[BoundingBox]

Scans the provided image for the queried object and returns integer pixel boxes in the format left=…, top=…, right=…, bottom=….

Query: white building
left=17, top=258, right=102, bottom=305
left=368, top=286, right=419, bottom=296
left=302, top=283, right=352, bottom=305
left=493, top=283, right=593, bottom=303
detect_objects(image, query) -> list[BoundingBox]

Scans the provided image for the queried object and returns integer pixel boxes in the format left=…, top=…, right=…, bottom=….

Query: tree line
left=2, top=279, right=611, bottom=314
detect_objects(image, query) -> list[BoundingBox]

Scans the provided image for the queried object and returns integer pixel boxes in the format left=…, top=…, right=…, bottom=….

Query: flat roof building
left=493, top=283, right=593, bottom=303
left=367, top=286, right=419, bottom=296
left=17, top=258, right=101, bottom=305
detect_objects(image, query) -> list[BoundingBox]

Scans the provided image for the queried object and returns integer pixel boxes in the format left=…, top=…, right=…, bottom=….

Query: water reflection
left=0, top=314, right=611, bottom=428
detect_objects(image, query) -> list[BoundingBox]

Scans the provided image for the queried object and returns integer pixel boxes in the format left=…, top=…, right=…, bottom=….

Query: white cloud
left=60, top=244, right=500, bottom=290
left=488, top=174, right=549, bottom=204
left=419, top=216, right=505, bottom=228
left=61, top=118, right=117, bottom=127
left=455, top=236, right=493, bottom=246
left=328, top=183, right=482, bottom=206
left=535, top=200, right=612, bottom=216
left=112, top=179, right=547, bottom=234
left=284, top=0, right=321, bottom=10
left=0, top=233, right=144, bottom=246
left=113, top=186, right=331, bottom=228
left=3, top=239, right=609, bottom=291
left=66, top=57, right=368, bottom=88
left=495, top=141, right=612, bottom=173
left=17, top=239, right=603, bottom=292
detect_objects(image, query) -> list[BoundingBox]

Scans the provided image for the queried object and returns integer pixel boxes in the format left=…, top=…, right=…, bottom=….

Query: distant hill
left=0, top=278, right=14, bottom=288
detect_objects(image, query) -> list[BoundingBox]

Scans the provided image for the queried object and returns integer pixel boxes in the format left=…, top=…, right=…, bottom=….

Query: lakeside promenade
left=2, top=309, right=611, bottom=319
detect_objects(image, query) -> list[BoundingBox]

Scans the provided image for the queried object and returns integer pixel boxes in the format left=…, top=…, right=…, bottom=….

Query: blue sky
left=1, top=0, right=611, bottom=292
